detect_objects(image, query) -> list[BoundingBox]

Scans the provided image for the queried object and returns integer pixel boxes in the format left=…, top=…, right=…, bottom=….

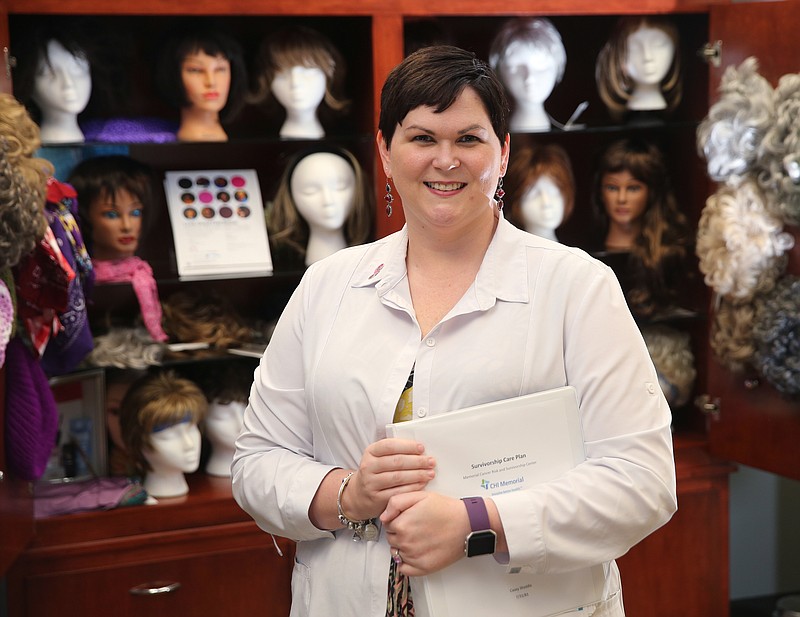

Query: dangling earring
left=494, top=177, right=505, bottom=211
left=385, top=180, right=394, bottom=217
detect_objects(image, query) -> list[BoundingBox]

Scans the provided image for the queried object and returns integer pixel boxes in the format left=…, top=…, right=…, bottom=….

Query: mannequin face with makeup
left=291, top=152, right=355, bottom=231
left=88, top=188, right=143, bottom=261
left=601, top=169, right=649, bottom=247
left=181, top=50, right=231, bottom=115
left=624, top=26, right=674, bottom=86
left=520, top=175, right=565, bottom=239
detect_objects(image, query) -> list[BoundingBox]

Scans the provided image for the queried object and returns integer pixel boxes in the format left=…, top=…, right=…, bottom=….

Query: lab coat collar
left=352, top=213, right=530, bottom=307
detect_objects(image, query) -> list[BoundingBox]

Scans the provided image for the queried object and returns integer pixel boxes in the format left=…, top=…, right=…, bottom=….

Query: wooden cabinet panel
left=704, top=1, right=800, bottom=482
left=15, top=540, right=293, bottom=617
left=617, top=439, right=735, bottom=616
left=5, top=476, right=295, bottom=617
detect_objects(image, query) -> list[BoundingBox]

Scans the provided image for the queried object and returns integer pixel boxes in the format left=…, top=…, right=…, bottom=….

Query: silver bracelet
left=337, top=471, right=378, bottom=542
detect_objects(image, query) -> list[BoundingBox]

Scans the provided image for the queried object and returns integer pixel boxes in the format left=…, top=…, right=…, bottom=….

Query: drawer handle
left=129, top=581, right=182, bottom=596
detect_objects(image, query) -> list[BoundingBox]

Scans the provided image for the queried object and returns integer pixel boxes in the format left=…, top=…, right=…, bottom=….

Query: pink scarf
left=93, top=257, right=168, bottom=342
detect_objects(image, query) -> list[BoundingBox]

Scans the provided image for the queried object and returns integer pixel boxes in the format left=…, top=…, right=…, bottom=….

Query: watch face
left=466, top=530, right=497, bottom=557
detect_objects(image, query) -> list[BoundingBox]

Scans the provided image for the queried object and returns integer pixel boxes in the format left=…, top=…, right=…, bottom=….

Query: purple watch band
left=461, top=496, right=490, bottom=531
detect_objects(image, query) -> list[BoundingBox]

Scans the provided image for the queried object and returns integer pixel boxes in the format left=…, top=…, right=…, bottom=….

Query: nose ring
left=448, top=163, right=458, bottom=171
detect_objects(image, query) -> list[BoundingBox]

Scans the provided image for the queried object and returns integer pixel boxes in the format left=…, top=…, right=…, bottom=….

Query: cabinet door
left=16, top=545, right=293, bottom=617
left=704, top=1, right=800, bottom=481
left=0, top=365, right=35, bottom=578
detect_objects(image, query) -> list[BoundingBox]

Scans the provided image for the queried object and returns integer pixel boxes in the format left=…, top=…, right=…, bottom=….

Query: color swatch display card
left=164, top=169, right=272, bottom=280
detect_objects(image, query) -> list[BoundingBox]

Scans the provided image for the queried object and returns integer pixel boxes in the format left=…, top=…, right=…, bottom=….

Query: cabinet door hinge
left=695, top=394, right=721, bottom=419
left=698, top=40, right=722, bottom=67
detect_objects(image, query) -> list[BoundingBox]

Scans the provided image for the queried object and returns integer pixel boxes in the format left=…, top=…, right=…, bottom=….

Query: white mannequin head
left=489, top=18, right=566, bottom=132
left=271, top=65, right=327, bottom=139
left=520, top=175, right=565, bottom=241
left=204, top=399, right=245, bottom=477
left=290, top=151, right=356, bottom=264
left=142, top=419, right=202, bottom=497
left=119, top=371, right=207, bottom=499
left=32, top=39, right=91, bottom=144
left=252, top=26, right=349, bottom=141
left=507, top=143, right=575, bottom=243
left=624, top=25, right=675, bottom=110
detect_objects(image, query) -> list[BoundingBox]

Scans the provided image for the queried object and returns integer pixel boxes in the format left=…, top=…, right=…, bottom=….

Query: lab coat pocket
left=289, top=556, right=310, bottom=617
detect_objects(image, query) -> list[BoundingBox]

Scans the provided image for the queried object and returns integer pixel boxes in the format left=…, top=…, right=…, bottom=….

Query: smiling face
left=377, top=87, right=509, bottom=234
left=290, top=152, right=355, bottom=231
left=601, top=170, right=649, bottom=230
left=89, top=188, right=143, bottom=260
left=624, top=26, right=674, bottom=86
left=181, top=50, right=231, bottom=114
left=33, top=40, right=92, bottom=116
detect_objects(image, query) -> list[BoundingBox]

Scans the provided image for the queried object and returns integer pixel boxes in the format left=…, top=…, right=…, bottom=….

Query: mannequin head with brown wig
left=119, top=370, right=207, bottom=497
left=595, top=16, right=682, bottom=120
left=506, top=143, right=575, bottom=242
left=268, top=146, right=372, bottom=265
left=592, top=138, right=690, bottom=315
left=68, top=155, right=157, bottom=261
left=249, top=26, right=349, bottom=139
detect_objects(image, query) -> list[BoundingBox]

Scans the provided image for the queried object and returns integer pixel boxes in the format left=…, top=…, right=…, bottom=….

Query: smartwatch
left=461, top=496, right=497, bottom=557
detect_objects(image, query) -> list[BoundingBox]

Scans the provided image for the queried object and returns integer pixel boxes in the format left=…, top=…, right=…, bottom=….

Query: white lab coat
left=232, top=215, right=677, bottom=617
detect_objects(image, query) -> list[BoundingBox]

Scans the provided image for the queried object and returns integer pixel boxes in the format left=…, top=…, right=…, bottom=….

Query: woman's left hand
left=380, top=491, right=470, bottom=576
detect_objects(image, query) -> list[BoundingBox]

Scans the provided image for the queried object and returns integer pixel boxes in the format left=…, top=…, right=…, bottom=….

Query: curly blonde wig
left=0, top=93, right=53, bottom=269
left=696, top=57, right=775, bottom=186
left=641, top=325, right=697, bottom=408
left=696, top=179, right=793, bottom=301
left=710, top=295, right=758, bottom=374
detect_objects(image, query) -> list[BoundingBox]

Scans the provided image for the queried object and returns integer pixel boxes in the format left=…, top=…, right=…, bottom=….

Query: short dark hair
left=378, top=45, right=509, bottom=147
left=155, top=27, right=247, bottom=123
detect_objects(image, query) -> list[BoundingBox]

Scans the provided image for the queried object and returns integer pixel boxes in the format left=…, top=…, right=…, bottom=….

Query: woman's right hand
left=341, top=438, right=436, bottom=521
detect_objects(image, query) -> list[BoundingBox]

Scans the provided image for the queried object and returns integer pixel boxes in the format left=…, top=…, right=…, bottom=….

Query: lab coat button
left=426, top=338, right=435, bottom=347
left=417, top=407, right=427, bottom=417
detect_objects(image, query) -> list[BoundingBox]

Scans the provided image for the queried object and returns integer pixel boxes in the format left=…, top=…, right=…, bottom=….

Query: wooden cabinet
left=5, top=475, right=295, bottom=617
left=703, top=1, right=800, bottom=482
left=1, top=2, right=796, bottom=616
left=617, top=436, right=736, bottom=616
